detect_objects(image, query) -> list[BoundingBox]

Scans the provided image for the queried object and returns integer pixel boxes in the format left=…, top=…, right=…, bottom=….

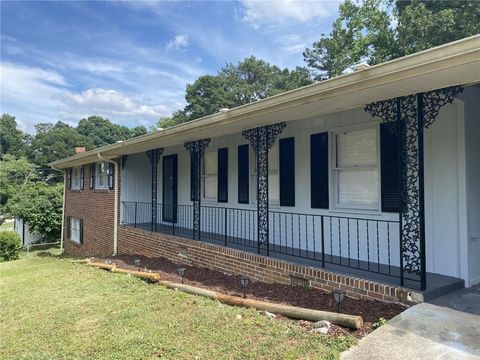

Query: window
left=70, top=217, right=82, bottom=244
left=95, top=162, right=108, bottom=189
left=332, top=127, right=379, bottom=210
left=71, top=167, right=81, bottom=190
left=251, top=143, right=279, bottom=204
left=202, top=151, right=217, bottom=200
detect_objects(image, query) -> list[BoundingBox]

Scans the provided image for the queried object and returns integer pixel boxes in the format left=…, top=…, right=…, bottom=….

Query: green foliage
left=159, top=56, right=313, bottom=127
left=304, top=0, right=480, bottom=80
left=0, top=231, right=22, bottom=261
left=8, top=182, right=63, bottom=242
left=0, top=114, right=30, bottom=158
left=77, top=116, right=147, bottom=148
left=0, top=155, right=37, bottom=214
left=29, top=121, right=93, bottom=168
left=372, top=317, right=388, bottom=329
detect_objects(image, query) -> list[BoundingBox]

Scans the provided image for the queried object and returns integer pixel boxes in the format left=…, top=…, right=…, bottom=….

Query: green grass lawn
left=0, top=220, right=14, bottom=232
left=0, top=252, right=354, bottom=360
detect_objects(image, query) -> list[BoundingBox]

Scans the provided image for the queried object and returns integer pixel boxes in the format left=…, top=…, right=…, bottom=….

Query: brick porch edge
left=118, top=225, right=420, bottom=305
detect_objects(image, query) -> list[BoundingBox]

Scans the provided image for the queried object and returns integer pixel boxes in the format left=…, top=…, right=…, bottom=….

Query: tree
left=30, top=121, right=93, bottom=167
left=160, top=56, right=312, bottom=126
left=304, top=0, right=480, bottom=80
left=0, top=114, right=29, bottom=158
left=0, top=155, right=37, bottom=215
left=8, top=182, right=63, bottom=242
left=77, top=116, right=147, bottom=148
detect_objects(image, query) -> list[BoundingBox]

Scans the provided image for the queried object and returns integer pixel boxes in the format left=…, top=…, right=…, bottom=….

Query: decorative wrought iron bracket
left=242, top=122, right=286, bottom=255
left=146, top=148, right=164, bottom=231
left=184, top=138, right=211, bottom=240
left=364, top=85, right=463, bottom=290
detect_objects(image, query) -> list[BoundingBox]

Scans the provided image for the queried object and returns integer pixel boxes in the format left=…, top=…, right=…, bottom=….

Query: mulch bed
left=99, top=254, right=407, bottom=337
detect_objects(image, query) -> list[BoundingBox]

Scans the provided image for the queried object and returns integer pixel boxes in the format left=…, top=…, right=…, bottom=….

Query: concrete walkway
left=342, top=302, right=480, bottom=359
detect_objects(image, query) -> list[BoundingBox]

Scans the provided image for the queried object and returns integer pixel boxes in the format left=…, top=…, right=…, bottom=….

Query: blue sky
left=1, top=1, right=339, bottom=133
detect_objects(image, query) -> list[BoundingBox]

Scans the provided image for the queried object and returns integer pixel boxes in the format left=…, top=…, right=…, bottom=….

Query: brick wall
left=63, top=162, right=118, bottom=257
left=117, top=225, right=417, bottom=304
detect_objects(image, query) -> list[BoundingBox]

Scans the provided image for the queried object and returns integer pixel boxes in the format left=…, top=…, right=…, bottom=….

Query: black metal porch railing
left=121, top=201, right=401, bottom=284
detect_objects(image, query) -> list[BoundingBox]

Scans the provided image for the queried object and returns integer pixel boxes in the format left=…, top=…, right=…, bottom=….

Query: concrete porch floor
left=341, top=287, right=480, bottom=359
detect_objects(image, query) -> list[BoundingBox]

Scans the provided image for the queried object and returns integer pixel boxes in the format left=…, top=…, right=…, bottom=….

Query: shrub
left=0, top=231, right=22, bottom=261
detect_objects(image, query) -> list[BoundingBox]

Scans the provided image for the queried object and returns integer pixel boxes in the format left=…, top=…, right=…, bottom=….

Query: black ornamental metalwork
left=365, top=85, right=462, bottom=290
left=184, top=138, right=211, bottom=240
left=242, top=122, right=286, bottom=255
left=147, top=148, right=164, bottom=231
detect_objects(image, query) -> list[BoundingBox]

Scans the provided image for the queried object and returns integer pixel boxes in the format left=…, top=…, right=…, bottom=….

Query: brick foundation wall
left=118, top=225, right=416, bottom=304
left=63, top=162, right=118, bottom=257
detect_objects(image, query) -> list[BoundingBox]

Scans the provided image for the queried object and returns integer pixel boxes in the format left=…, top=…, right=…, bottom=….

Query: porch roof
left=50, top=35, right=480, bottom=169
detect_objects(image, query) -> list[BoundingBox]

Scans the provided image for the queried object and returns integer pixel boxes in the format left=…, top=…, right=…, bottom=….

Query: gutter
left=97, top=153, right=119, bottom=256
left=50, top=165, right=66, bottom=253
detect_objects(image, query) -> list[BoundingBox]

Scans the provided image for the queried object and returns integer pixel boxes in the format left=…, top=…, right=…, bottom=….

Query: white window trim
left=95, top=162, right=108, bottom=190
left=201, top=150, right=218, bottom=202
left=70, top=217, right=81, bottom=244
left=71, top=167, right=81, bottom=190
left=330, top=125, right=381, bottom=212
left=250, top=144, right=280, bottom=207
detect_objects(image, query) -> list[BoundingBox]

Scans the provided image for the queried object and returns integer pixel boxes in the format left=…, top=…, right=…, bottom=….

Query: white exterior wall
left=121, top=91, right=478, bottom=282
left=462, top=87, right=480, bottom=286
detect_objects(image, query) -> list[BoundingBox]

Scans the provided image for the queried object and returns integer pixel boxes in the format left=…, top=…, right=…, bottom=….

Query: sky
left=0, top=1, right=339, bottom=133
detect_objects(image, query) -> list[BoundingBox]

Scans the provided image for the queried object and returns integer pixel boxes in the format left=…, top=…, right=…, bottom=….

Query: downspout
left=51, top=165, right=66, bottom=253
left=98, top=153, right=119, bottom=256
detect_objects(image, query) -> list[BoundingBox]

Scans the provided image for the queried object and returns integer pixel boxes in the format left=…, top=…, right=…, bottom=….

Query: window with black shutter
left=380, top=123, right=401, bottom=212
left=80, top=166, right=84, bottom=191
left=108, top=163, right=115, bottom=190
left=89, top=163, right=95, bottom=189
left=67, top=168, right=72, bottom=190
left=237, top=144, right=249, bottom=204
left=279, top=137, right=295, bottom=206
left=217, top=148, right=228, bottom=203
left=310, top=132, right=329, bottom=209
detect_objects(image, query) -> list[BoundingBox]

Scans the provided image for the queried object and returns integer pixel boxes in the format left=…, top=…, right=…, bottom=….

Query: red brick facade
left=63, top=163, right=117, bottom=257
left=64, top=162, right=417, bottom=304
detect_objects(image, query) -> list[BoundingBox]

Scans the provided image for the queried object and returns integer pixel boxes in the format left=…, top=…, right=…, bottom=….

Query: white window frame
left=201, top=150, right=218, bottom=202
left=331, top=125, right=381, bottom=211
left=95, top=162, right=108, bottom=190
left=71, top=167, right=81, bottom=190
left=250, top=143, right=280, bottom=206
left=70, top=217, right=81, bottom=244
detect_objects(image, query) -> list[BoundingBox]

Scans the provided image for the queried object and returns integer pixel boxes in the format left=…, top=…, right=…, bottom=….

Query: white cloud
left=57, top=88, right=170, bottom=122
left=166, top=33, right=189, bottom=51
left=241, top=0, right=338, bottom=28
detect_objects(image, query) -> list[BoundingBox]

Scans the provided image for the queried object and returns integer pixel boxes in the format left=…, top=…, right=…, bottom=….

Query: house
left=50, top=35, right=480, bottom=304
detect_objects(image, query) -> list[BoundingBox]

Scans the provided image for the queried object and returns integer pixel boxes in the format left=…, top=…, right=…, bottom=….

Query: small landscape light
left=332, top=288, right=346, bottom=313
left=134, top=259, right=142, bottom=271
left=105, top=259, right=112, bottom=265
left=177, top=267, right=186, bottom=284
left=240, top=276, right=250, bottom=299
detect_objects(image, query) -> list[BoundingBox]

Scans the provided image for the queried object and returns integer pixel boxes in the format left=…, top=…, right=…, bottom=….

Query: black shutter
left=108, top=163, right=115, bottom=190
left=67, top=168, right=72, bottom=190
left=80, top=166, right=84, bottom=191
left=310, top=132, right=329, bottom=209
left=217, top=148, right=228, bottom=203
left=279, top=137, right=295, bottom=207
left=190, top=152, right=199, bottom=201
left=79, top=218, right=84, bottom=244
left=66, top=216, right=71, bottom=240
left=89, top=163, right=95, bottom=190
left=237, top=144, right=249, bottom=204
left=380, top=123, right=401, bottom=212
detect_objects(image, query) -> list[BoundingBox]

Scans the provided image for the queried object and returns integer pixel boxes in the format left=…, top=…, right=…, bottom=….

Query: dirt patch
left=100, top=254, right=407, bottom=337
